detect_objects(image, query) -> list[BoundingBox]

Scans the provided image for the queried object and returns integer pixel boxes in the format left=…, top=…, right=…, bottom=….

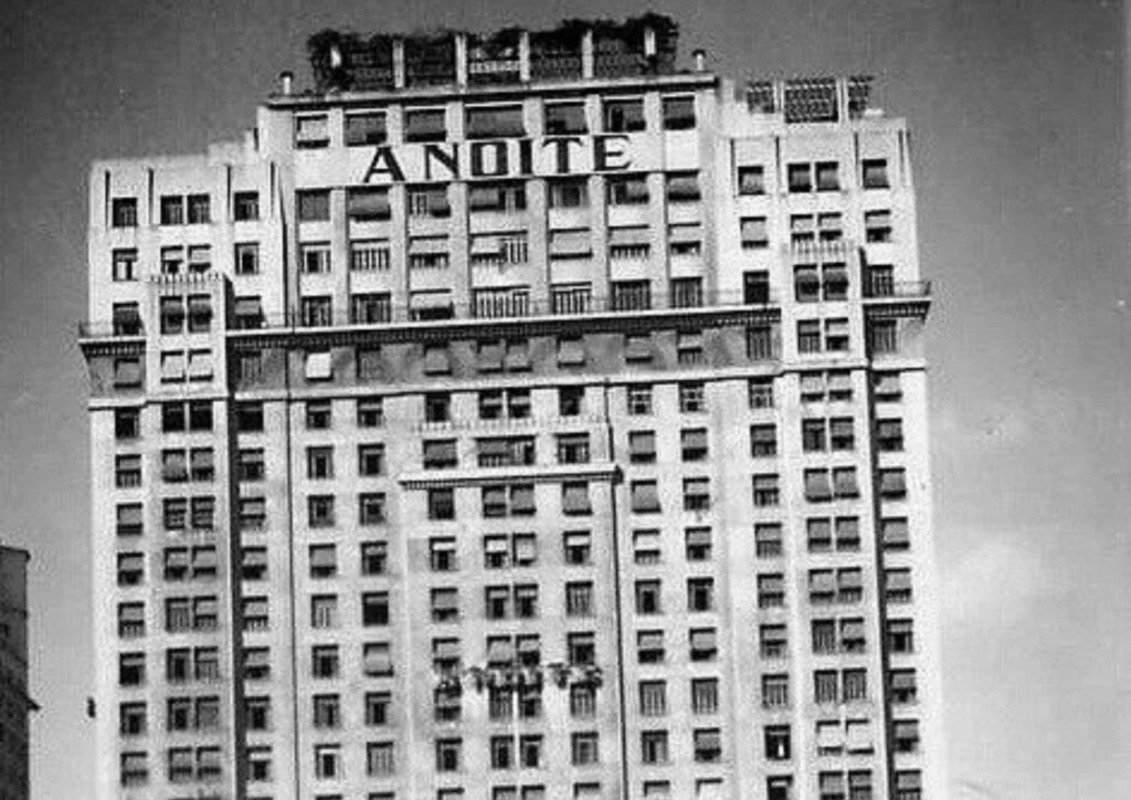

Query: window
left=638, top=729, right=669, bottom=765
left=111, top=197, right=138, bottom=228
left=545, top=102, right=587, bottom=134
left=570, top=683, right=597, bottom=718
left=308, top=495, right=335, bottom=527
left=607, top=175, right=650, bottom=208
left=604, top=98, right=645, bottom=132
left=571, top=732, right=600, bottom=765
left=753, top=474, right=780, bottom=507
left=238, top=497, right=266, bottom=531
left=738, top=165, right=765, bottom=194
left=405, top=108, right=447, bottom=142
left=359, top=493, right=386, bottom=525
left=677, top=428, right=708, bottom=462
left=825, top=318, right=850, bottom=352
left=114, top=356, right=143, bottom=388
left=111, top=248, right=139, bottom=282
left=564, top=530, right=591, bottom=565
left=115, top=455, right=142, bottom=489
left=567, top=632, right=595, bottom=666
left=880, top=468, right=908, bottom=500
left=760, top=624, right=787, bottom=659
left=408, top=185, right=451, bottom=219
left=424, top=392, right=450, bottom=422
left=685, top=578, right=713, bottom=613
left=353, top=398, right=384, bottom=430
left=662, top=95, right=695, bottom=129
left=435, top=738, right=462, bottom=772
left=431, top=588, right=459, bottom=623
left=631, top=480, right=660, bottom=514
left=693, top=728, right=722, bottom=763
left=689, top=627, right=717, bottom=661
left=637, top=630, right=664, bottom=664
left=683, top=680, right=716, bottom=717
left=682, top=478, right=710, bottom=512
left=307, top=446, right=334, bottom=480
left=314, top=743, right=341, bottom=780
left=762, top=673, right=790, bottom=709
left=757, top=574, right=785, bottom=608
left=625, top=530, right=659, bottom=566
left=893, top=720, right=920, bottom=753
left=865, top=210, right=893, bottom=243
left=843, top=669, right=868, bottom=702
left=634, top=580, right=662, bottom=615
left=882, top=518, right=910, bottom=551
left=114, top=408, right=141, bottom=440
left=366, top=691, right=391, bottom=726
left=750, top=424, right=777, bottom=457
left=627, top=385, right=653, bottom=415
left=562, top=482, right=592, bottom=515
left=895, top=772, right=921, bottom=800
left=815, top=161, right=839, bottom=191
left=313, top=694, right=341, bottom=729
left=430, top=537, right=457, bottom=571
left=740, top=216, right=769, bottom=249
left=666, top=171, right=700, bottom=203
left=755, top=523, right=783, bottom=558
left=885, top=569, right=913, bottom=603
left=679, top=382, right=705, bottom=412
left=119, top=652, right=146, bottom=687
left=890, top=668, right=918, bottom=704
left=298, top=189, right=331, bottom=222
left=798, top=320, right=822, bottom=354
left=428, top=488, right=455, bottom=520
left=346, top=111, right=387, bottom=145
left=869, top=320, right=899, bottom=354
left=680, top=528, right=711, bottom=563
left=563, top=581, right=594, bottom=617
left=310, top=595, right=339, bottom=630
left=638, top=680, right=667, bottom=717
left=764, top=725, right=791, bottom=761
left=877, top=418, right=904, bottom=451
left=873, top=371, right=902, bottom=401
left=366, top=741, right=396, bottom=776
left=361, top=541, right=387, bottom=575
left=294, top=113, right=330, bottom=148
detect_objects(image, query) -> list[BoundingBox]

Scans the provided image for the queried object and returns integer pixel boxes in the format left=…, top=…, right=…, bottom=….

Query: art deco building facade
left=0, top=544, right=34, bottom=800
left=81, top=16, right=943, bottom=800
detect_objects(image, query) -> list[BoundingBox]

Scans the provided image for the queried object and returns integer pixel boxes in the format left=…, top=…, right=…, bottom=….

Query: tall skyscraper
left=0, top=544, right=34, bottom=800
left=81, top=15, right=943, bottom=800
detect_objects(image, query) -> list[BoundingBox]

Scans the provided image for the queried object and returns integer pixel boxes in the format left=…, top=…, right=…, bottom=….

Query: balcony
left=863, top=279, right=932, bottom=299
left=77, top=320, right=145, bottom=341
left=229, top=288, right=779, bottom=334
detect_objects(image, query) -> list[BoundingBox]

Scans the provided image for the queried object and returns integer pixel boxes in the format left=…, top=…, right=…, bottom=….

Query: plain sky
left=0, top=0, right=1127, bottom=798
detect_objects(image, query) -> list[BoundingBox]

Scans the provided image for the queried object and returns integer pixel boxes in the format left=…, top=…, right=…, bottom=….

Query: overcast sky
left=0, top=1, right=1127, bottom=798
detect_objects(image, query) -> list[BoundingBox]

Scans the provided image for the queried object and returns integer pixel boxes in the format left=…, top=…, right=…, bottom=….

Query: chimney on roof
left=279, top=71, right=294, bottom=96
left=693, top=49, right=707, bottom=72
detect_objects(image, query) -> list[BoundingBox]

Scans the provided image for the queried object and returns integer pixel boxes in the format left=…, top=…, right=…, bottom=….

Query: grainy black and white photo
left=0, top=2, right=1125, bottom=799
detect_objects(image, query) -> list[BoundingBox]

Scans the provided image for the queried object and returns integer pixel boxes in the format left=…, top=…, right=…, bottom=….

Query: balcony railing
left=225, top=290, right=778, bottom=332
left=78, top=321, right=145, bottom=339
left=82, top=289, right=780, bottom=341
left=863, top=280, right=932, bottom=299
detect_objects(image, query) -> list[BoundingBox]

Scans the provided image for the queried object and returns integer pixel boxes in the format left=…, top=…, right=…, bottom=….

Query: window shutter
left=305, top=351, right=333, bottom=381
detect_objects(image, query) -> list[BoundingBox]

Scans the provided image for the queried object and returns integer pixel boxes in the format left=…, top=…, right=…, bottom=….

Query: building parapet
left=744, top=75, right=876, bottom=124
left=301, top=14, right=683, bottom=96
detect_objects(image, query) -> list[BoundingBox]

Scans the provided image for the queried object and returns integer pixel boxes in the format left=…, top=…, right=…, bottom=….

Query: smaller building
left=0, top=545, right=34, bottom=800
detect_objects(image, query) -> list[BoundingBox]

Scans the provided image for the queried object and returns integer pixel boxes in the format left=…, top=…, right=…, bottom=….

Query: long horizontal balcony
left=238, top=289, right=780, bottom=332
left=79, top=288, right=785, bottom=346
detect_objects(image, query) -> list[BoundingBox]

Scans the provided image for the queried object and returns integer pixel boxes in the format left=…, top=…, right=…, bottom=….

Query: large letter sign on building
left=355, top=135, right=652, bottom=184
